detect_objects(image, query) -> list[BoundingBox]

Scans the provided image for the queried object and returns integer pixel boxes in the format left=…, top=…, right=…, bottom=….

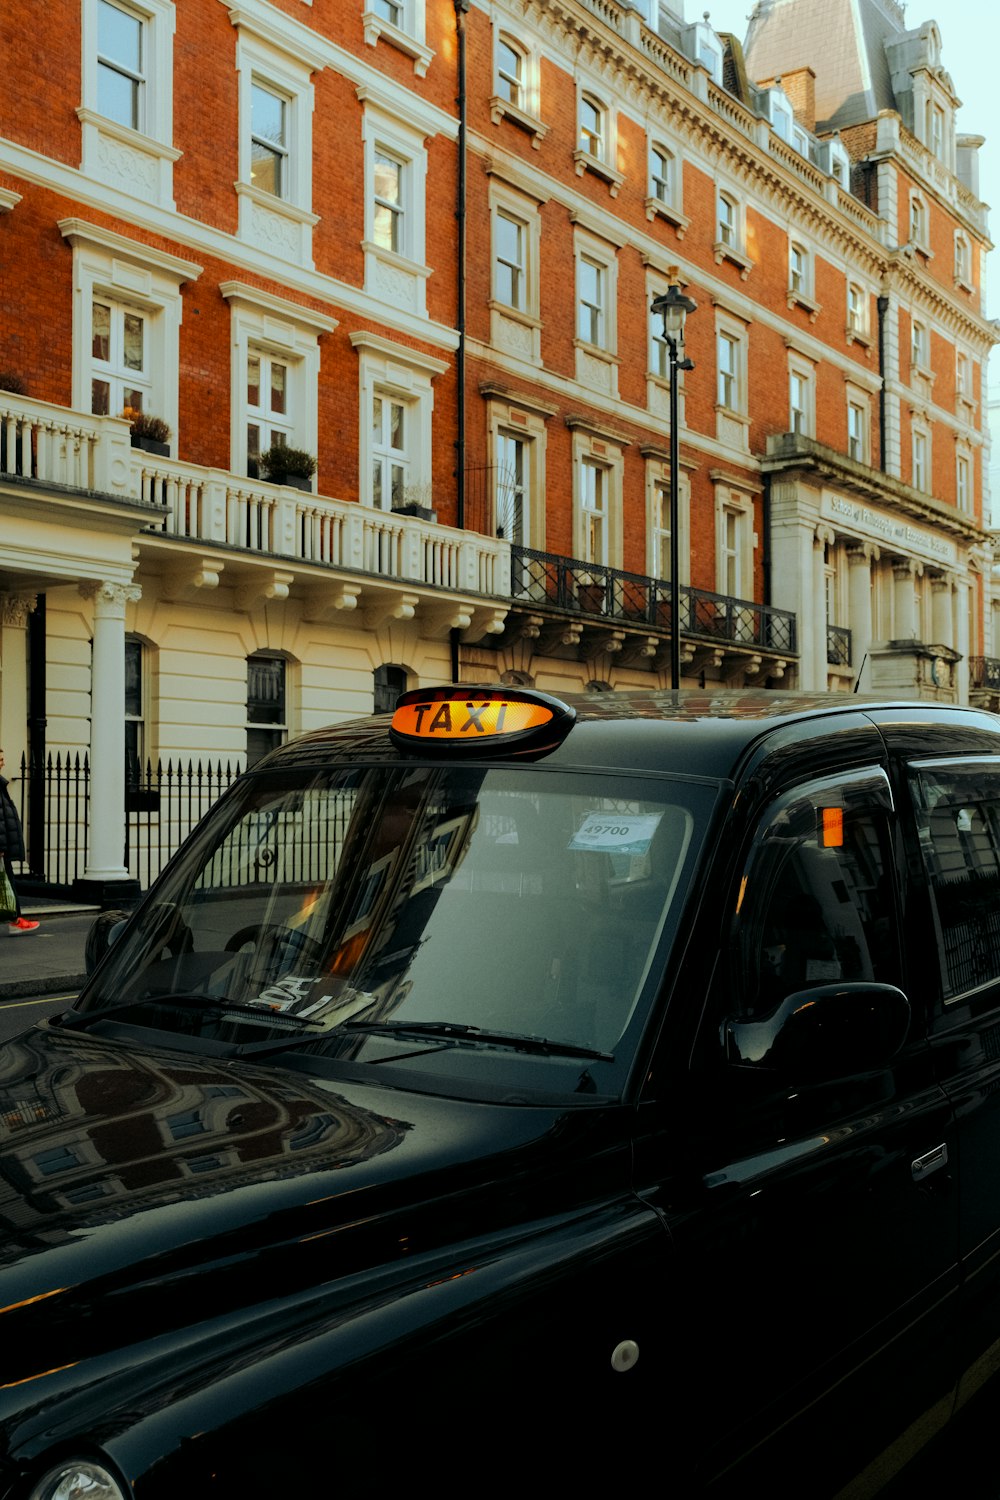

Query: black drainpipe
left=454, top=0, right=469, bottom=533
left=877, top=294, right=889, bottom=472
left=451, top=2, right=470, bottom=687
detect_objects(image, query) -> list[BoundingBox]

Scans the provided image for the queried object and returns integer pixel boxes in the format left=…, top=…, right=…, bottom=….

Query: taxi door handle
left=911, top=1143, right=949, bottom=1182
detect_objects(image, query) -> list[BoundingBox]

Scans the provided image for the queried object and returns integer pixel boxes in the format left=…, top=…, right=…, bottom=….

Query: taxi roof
left=262, top=689, right=1000, bottom=784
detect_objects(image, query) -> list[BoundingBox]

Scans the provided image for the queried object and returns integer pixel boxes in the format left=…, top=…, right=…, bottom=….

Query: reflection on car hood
left=0, top=1024, right=623, bottom=1418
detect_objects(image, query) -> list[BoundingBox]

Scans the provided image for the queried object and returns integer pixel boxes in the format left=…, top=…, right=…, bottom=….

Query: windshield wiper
left=338, top=1020, right=613, bottom=1061
left=55, top=994, right=325, bottom=1034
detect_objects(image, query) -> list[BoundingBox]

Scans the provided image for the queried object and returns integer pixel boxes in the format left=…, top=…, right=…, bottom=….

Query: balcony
left=827, top=624, right=852, bottom=667
left=508, top=546, right=796, bottom=679
left=0, top=392, right=511, bottom=638
left=969, top=658, right=1000, bottom=711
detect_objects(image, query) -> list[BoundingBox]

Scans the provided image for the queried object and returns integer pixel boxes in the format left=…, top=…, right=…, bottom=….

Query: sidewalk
left=0, top=898, right=99, bottom=999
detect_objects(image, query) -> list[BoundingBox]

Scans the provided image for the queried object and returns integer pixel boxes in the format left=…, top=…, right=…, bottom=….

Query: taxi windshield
left=78, top=763, right=716, bottom=1097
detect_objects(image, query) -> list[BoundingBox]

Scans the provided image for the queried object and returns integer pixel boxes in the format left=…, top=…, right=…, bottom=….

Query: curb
left=0, top=973, right=87, bottom=1001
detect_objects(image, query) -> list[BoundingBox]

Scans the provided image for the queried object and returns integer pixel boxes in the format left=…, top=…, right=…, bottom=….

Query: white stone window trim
left=787, top=350, right=816, bottom=439
left=846, top=279, right=872, bottom=350
left=715, top=309, right=748, bottom=418
left=350, top=330, right=448, bottom=513
left=489, top=27, right=547, bottom=147
left=956, top=444, right=973, bottom=514
left=60, top=217, right=202, bottom=449
left=645, top=137, right=689, bottom=235
left=573, top=224, right=619, bottom=360
left=221, top=281, right=337, bottom=482
left=486, top=395, right=550, bottom=553
left=488, top=179, right=543, bottom=367
left=954, top=230, right=974, bottom=293
left=910, top=316, right=933, bottom=380
left=787, top=239, right=821, bottom=321
left=644, top=454, right=690, bottom=587
left=908, top=190, right=933, bottom=259
left=235, top=27, right=320, bottom=207
left=79, top=0, right=179, bottom=209
left=714, top=481, right=754, bottom=601
left=911, top=421, right=931, bottom=494
left=569, top=426, right=626, bottom=571
left=574, top=84, right=624, bottom=197
left=714, top=187, right=753, bottom=278
left=645, top=266, right=692, bottom=418
left=956, top=349, right=975, bottom=414
left=359, top=90, right=431, bottom=318
left=362, top=0, right=433, bottom=78
left=845, top=381, right=871, bottom=466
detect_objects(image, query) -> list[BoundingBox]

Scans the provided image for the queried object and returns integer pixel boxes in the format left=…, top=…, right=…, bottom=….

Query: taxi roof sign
left=389, top=686, right=575, bottom=755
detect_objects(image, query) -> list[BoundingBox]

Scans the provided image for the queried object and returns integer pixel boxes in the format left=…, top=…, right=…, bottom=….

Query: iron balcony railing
left=970, top=657, right=1000, bottom=692
left=510, top=546, right=797, bottom=654
left=827, top=624, right=852, bottom=667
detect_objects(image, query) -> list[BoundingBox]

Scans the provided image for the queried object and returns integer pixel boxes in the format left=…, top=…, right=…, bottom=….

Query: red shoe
left=9, top=917, right=39, bottom=932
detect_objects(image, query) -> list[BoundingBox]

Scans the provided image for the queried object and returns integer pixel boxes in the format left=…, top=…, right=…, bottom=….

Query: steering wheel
left=225, top=923, right=326, bottom=978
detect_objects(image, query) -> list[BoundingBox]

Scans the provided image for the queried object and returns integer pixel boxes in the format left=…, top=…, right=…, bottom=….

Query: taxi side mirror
left=723, top=983, right=911, bottom=1083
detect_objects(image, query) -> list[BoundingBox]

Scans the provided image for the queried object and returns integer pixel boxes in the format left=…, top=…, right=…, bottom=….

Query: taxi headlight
left=28, top=1460, right=126, bottom=1500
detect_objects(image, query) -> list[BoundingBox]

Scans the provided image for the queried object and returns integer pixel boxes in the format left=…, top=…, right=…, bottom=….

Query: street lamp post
left=651, top=284, right=697, bottom=690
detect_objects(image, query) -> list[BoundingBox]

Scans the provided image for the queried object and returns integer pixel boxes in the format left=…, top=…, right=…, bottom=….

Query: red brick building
left=0, top=0, right=994, bottom=894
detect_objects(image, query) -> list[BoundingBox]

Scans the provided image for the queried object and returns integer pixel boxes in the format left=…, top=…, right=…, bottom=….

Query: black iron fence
left=510, top=546, right=797, bottom=654
left=10, top=752, right=241, bottom=894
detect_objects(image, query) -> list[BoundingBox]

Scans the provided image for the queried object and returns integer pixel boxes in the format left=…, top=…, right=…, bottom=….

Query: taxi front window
left=81, top=764, right=715, bottom=1095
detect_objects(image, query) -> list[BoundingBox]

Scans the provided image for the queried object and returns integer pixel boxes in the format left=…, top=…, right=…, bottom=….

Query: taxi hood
left=0, top=1023, right=625, bottom=1402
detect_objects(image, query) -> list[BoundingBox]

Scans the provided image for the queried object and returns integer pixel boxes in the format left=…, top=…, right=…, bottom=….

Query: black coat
left=0, top=776, right=25, bottom=861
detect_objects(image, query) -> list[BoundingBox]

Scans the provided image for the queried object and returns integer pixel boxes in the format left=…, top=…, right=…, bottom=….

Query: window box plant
left=123, top=408, right=171, bottom=457
left=391, top=482, right=436, bottom=523
left=259, top=445, right=317, bottom=492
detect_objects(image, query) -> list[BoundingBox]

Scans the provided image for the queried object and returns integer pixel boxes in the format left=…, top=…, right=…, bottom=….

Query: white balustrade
left=0, top=390, right=511, bottom=600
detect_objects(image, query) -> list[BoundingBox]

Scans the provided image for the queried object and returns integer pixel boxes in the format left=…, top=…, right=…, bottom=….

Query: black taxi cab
left=4, top=686, right=1000, bottom=1498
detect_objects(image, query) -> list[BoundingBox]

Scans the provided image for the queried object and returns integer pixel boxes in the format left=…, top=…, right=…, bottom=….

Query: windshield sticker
left=569, top=812, right=663, bottom=855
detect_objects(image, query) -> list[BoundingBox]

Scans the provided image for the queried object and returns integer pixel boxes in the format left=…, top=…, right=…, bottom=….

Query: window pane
left=252, top=84, right=285, bottom=148
left=373, top=396, right=383, bottom=440
left=92, top=379, right=110, bottom=416
left=92, top=302, right=111, bottom=361
left=123, top=312, right=143, bottom=371
left=390, top=402, right=404, bottom=450
left=391, top=464, right=405, bottom=508
left=373, top=458, right=383, bottom=508
left=99, top=1, right=141, bottom=71
left=251, top=142, right=280, bottom=196
left=247, top=355, right=260, bottom=408
left=97, top=64, right=138, bottom=129
left=248, top=656, right=286, bottom=724
left=374, top=153, right=401, bottom=204
left=270, top=362, right=286, bottom=415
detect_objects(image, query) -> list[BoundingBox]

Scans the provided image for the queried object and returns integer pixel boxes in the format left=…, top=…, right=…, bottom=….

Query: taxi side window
left=730, top=770, right=900, bottom=1019
left=909, top=759, right=1000, bottom=1002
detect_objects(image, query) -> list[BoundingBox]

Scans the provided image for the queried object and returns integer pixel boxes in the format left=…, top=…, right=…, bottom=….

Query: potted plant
left=0, top=373, right=28, bottom=475
left=392, top=482, right=436, bottom=523
left=259, top=445, right=317, bottom=492
left=123, top=408, right=171, bottom=457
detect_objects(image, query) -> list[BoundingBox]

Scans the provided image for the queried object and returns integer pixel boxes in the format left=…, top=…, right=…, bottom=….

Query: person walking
left=0, top=749, right=39, bottom=934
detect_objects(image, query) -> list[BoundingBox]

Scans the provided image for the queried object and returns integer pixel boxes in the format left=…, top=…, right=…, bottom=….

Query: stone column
left=813, top=526, right=834, bottom=688
left=0, top=594, right=34, bottom=769
left=931, top=572, right=954, bottom=648
left=847, top=544, right=877, bottom=684
left=955, top=576, right=971, bottom=704
left=80, top=581, right=141, bottom=893
left=892, top=560, right=920, bottom=640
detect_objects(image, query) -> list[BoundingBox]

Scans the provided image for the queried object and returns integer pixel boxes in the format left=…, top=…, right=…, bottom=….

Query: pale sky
left=696, top=0, right=999, bottom=315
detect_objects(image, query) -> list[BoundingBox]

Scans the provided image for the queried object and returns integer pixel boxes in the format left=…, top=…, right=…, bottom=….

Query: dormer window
left=685, top=20, right=723, bottom=82
left=768, top=87, right=793, bottom=144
